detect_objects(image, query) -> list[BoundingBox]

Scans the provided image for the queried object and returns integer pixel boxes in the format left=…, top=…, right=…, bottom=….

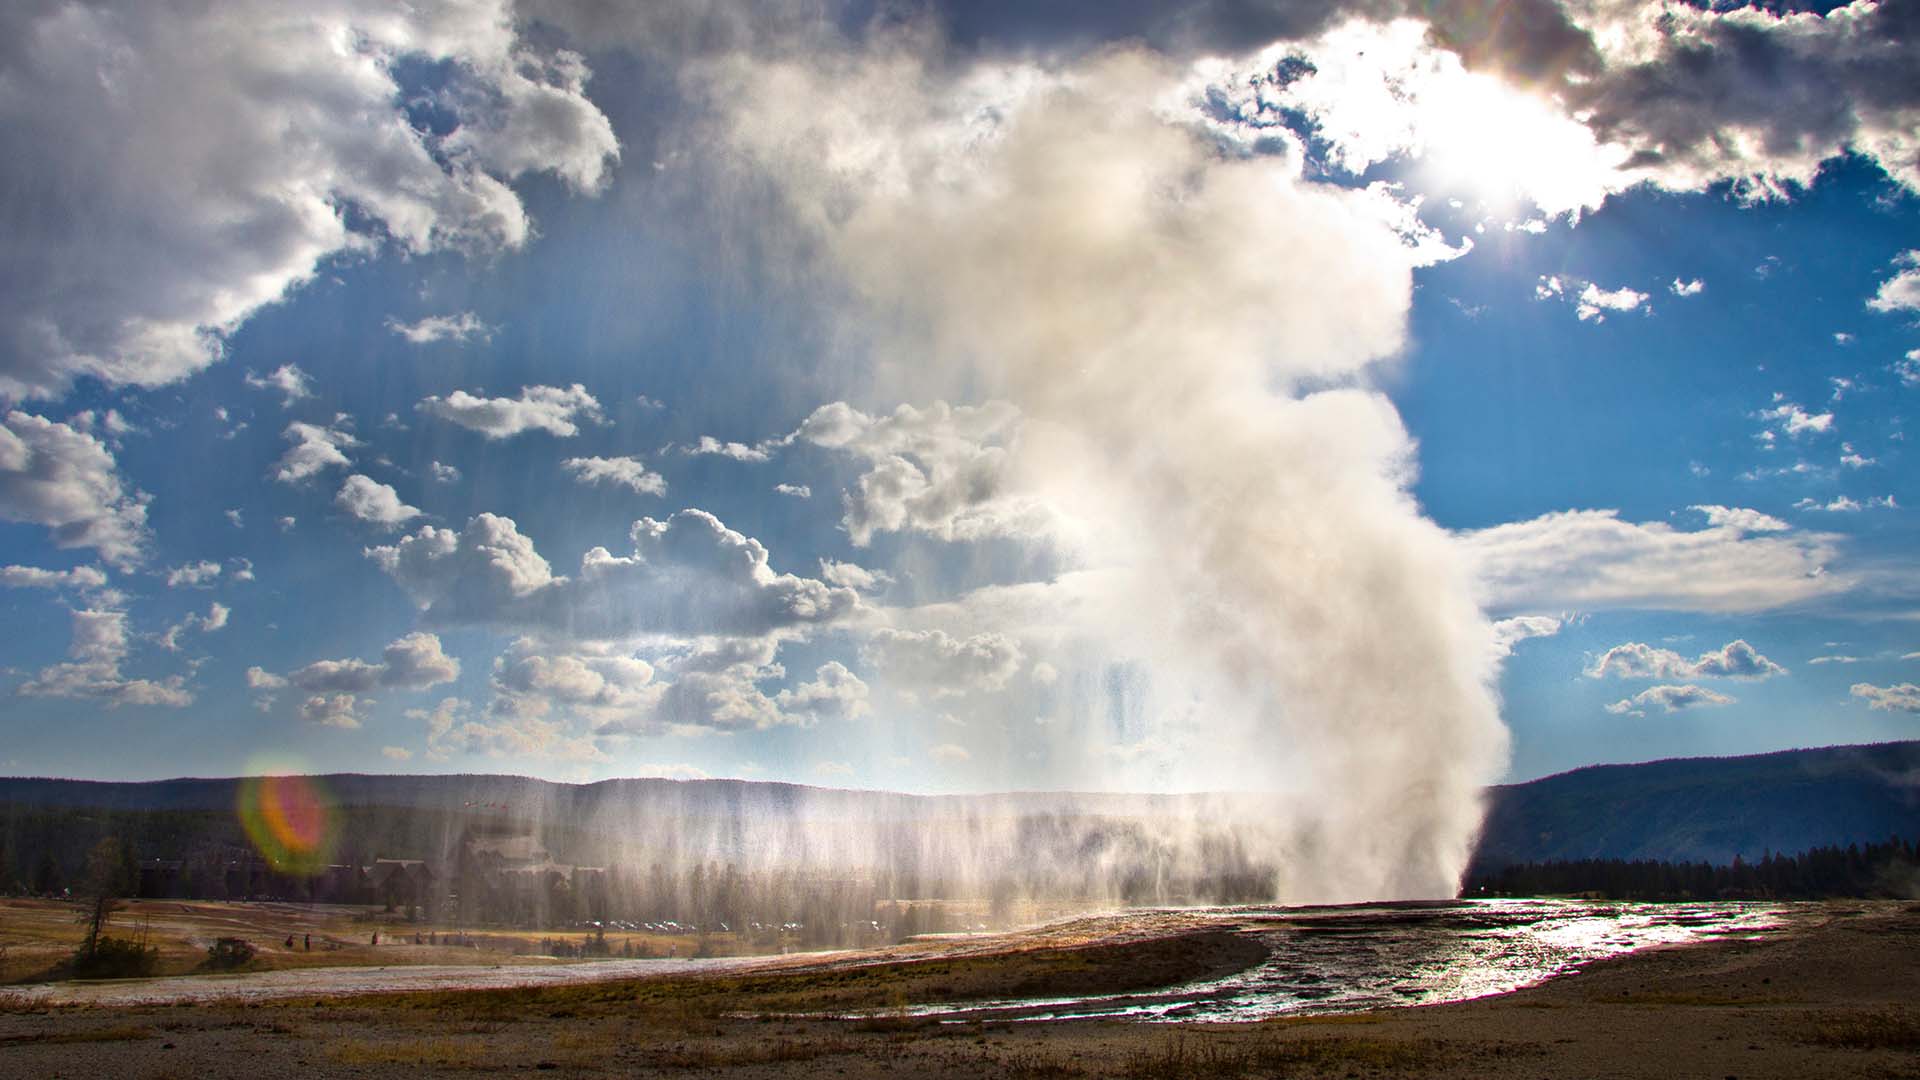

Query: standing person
left=371, top=932, right=378, bottom=946
left=303, top=933, right=310, bottom=951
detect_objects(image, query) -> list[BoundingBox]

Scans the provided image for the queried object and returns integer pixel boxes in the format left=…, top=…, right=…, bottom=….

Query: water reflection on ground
left=873, top=898, right=1787, bottom=1024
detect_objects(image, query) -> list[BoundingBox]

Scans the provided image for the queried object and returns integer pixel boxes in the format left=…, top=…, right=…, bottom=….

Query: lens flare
left=238, top=772, right=336, bottom=874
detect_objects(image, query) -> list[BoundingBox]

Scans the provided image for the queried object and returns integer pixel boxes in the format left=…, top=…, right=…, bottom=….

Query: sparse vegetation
left=1801, top=1011, right=1920, bottom=1050
left=204, top=936, right=256, bottom=970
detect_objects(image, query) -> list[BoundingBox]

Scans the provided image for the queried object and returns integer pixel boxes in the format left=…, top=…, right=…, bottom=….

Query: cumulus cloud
left=1670, top=278, right=1705, bottom=297
left=0, top=411, right=150, bottom=569
left=430, top=462, right=461, bottom=483
left=386, top=311, right=494, bottom=345
left=1605, top=683, right=1736, bottom=717
left=1575, top=282, right=1650, bottom=322
left=418, top=384, right=604, bottom=439
left=0, top=564, right=107, bottom=590
left=791, top=400, right=1056, bottom=547
left=1850, top=682, right=1920, bottom=713
left=861, top=627, right=1024, bottom=695
left=1868, top=251, right=1920, bottom=315
left=1460, top=507, right=1848, bottom=614
left=158, top=601, right=230, bottom=652
left=164, top=560, right=222, bottom=588
left=381, top=746, right=414, bottom=761
left=367, top=509, right=858, bottom=641
left=414, top=695, right=604, bottom=762
left=334, top=474, right=421, bottom=530
left=684, top=435, right=772, bottom=462
left=818, top=559, right=891, bottom=592
left=273, top=420, right=358, bottom=483
left=1586, top=639, right=1785, bottom=681
left=562, top=455, right=667, bottom=495
left=1758, top=401, right=1835, bottom=438
left=774, top=661, right=872, bottom=723
left=1491, top=615, right=1562, bottom=656
left=300, top=693, right=363, bottom=729
left=18, top=607, right=191, bottom=707
left=283, top=632, right=461, bottom=694
left=774, top=483, right=811, bottom=498
left=0, top=1, right=616, bottom=399
left=243, top=363, right=312, bottom=407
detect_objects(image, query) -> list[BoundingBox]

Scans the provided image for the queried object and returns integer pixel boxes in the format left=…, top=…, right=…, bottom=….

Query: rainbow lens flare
left=237, top=773, right=336, bottom=875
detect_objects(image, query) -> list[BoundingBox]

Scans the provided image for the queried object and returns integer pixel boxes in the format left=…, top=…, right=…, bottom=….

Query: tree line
left=1465, top=835, right=1919, bottom=900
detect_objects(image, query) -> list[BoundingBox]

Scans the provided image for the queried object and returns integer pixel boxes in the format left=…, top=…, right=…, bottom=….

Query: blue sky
left=2, top=0, right=1917, bottom=800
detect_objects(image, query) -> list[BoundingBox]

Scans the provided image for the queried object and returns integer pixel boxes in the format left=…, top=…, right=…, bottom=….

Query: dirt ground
left=0, top=900, right=1915, bottom=1078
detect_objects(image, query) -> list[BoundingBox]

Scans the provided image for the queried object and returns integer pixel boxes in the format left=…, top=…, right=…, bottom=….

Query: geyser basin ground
left=2, top=900, right=1914, bottom=1078
left=1, top=898, right=1776, bottom=1010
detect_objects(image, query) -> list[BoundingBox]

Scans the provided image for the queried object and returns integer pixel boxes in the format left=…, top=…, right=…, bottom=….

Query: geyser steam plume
left=691, top=34, right=1509, bottom=903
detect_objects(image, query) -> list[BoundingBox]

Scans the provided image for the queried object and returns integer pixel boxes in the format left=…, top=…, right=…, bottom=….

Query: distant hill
left=2, top=741, right=1914, bottom=888
left=1471, top=740, right=1920, bottom=870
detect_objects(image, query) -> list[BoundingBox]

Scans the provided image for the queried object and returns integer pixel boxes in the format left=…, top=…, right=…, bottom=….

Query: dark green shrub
left=206, top=937, right=256, bottom=970
left=71, top=936, right=158, bottom=979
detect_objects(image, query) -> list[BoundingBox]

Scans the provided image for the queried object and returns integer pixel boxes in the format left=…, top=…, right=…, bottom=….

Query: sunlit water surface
left=865, top=898, right=1787, bottom=1024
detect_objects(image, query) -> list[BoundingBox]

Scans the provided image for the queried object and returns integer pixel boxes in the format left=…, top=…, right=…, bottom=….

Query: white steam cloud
left=699, top=38, right=1508, bottom=901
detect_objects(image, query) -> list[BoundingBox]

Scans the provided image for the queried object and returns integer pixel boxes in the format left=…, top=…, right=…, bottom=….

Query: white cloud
left=1896, top=350, right=1920, bottom=387
left=818, top=559, right=891, bottom=592
left=1850, top=682, right=1920, bottom=713
left=774, top=661, right=871, bottom=723
left=791, top=400, right=1056, bottom=547
left=0, top=1, right=616, bottom=399
left=1605, top=684, right=1736, bottom=716
left=929, top=742, right=971, bottom=763
left=1460, top=507, right=1848, bottom=613
left=1868, top=251, right=1920, bottom=315
left=245, top=667, right=288, bottom=691
left=334, top=474, right=421, bottom=530
left=0, top=411, right=150, bottom=569
left=19, top=607, right=191, bottom=707
left=224, top=508, right=244, bottom=528
left=774, top=483, right=812, bottom=498
left=159, top=600, right=230, bottom=651
left=1809, top=655, right=1863, bottom=665
left=562, top=455, right=666, bottom=495
left=1670, top=278, right=1705, bottom=297
left=277, top=516, right=297, bottom=532
left=1490, top=615, right=1562, bottom=656
left=1757, top=401, right=1835, bottom=438
left=418, top=384, right=603, bottom=439
left=1574, top=282, right=1650, bottom=322
left=430, top=462, right=461, bottom=483
left=385, top=312, right=494, bottom=345
left=862, top=627, right=1024, bottom=695
left=300, top=693, right=363, bottom=729
left=0, top=564, right=107, bottom=590
left=1795, top=494, right=1896, bottom=513
left=284, top=632, right=460, bottom=694
left=1586, top=639, right=1785, bottom=681
left=684, top=435, right=772, bottom=462
left=414, top=695, right=604, bottom=763
left=1690, top=505, right=1790, bottom=533
left=243, top=363, right=312, bottom=407
left=367, top=509, right=858, bottom=641
left=380, top=746, right=413, bottom=761
left=164, top=560, right=222, bottom=588
left=273, top=420, right=358, bottom=484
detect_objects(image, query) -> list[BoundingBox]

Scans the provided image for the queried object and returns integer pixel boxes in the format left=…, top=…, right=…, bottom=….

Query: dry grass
left=1800, top=1010, right=1920, bottom=1050
left=323, top=1035, right=492, bottom=1068
left=651, top=1034, right=861, bottom=1067
left=0, top=1023, right=157, bottom=1045
left=1114, top=1032, right=1454, bottom=1079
